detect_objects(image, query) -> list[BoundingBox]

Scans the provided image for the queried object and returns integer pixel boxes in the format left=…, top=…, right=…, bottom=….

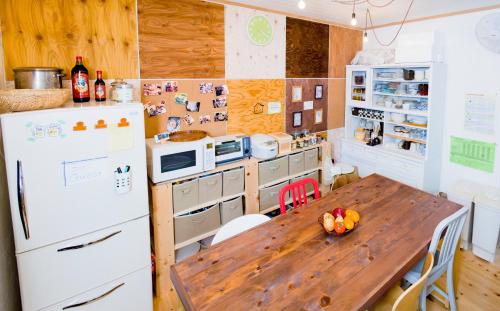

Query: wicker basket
left=0, top=89, right=71, bottom=113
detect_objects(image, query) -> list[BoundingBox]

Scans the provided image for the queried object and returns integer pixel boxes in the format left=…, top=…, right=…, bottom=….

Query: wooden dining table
left=170, top=174, right=462, bottom=311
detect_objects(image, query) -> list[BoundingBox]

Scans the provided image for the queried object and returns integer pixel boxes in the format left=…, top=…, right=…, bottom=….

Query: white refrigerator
left=0, top=102, right=152, bottom=311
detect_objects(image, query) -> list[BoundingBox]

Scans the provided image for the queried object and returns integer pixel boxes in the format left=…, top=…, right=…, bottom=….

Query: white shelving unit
left=342, top=63, right=446, bottom=193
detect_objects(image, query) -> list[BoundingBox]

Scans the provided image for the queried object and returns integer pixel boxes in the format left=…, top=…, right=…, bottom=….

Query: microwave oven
left=146, top=137, right=216, bottom=183
left=214, top=134, right=251, bottom=165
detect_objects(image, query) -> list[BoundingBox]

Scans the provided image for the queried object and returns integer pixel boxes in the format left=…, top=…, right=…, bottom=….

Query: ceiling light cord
left=367, top=0, right=415, bottom=47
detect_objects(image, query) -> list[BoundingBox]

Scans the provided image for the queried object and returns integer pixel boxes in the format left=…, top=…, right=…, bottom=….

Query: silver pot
left=13, top=67, right=65, bottom=89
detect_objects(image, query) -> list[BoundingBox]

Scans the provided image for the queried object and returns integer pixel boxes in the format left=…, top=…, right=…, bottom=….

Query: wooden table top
left=170, top=174, right=462, bottom=311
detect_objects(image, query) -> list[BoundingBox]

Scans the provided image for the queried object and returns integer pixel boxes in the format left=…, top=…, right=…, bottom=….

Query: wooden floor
left=154, top=248, right=500, bottom=311
left=427, top=248, right=500, bottom=311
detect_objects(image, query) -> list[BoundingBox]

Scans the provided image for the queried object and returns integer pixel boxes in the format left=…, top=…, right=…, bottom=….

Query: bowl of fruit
left=319, top=207, right=360, bottom=236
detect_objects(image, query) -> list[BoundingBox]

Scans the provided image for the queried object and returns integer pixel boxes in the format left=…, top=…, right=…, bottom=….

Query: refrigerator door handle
left=17, top=160, right=30, bottom=239
left=57, top=230, right=122, bottom=252
left=62, top=282, right=125, bottom=310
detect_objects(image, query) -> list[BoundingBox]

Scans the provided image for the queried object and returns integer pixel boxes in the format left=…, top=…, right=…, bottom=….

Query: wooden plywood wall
left=286, top=17, right=329, bottom=78
left=328, top=79, right=346, bottom=129
left=227, top=80, right=285, bottom=135
left=142, top=80, right=227, bottom=138
left=285, top=79, right=328, bottom=134
left=0, top=0, right=138, bottom=80
left=329, top=26, right=363, bottom=78
left=225, top=6, right=286, bottom=79
left=138, top=0, right=225, bottom=79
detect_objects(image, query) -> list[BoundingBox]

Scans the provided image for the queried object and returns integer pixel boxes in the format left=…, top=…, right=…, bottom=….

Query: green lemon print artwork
left=247, top=15, right=273, bottom=46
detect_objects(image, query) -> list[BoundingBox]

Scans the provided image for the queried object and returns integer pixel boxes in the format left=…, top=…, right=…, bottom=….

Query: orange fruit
left=334, top=222, right=346, bottom=234
left=344, top=216, right=355, bottom=230
left=345, top=209, right=360, bottom=223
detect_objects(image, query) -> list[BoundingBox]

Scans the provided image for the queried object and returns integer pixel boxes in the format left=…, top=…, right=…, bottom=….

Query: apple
left=332, top=207, right=346, bottom=218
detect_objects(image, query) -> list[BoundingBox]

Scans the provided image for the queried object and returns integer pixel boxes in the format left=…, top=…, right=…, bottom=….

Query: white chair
left=211, top=214, right=271, bottom=245
left=404, top=206, right=469, bottom=311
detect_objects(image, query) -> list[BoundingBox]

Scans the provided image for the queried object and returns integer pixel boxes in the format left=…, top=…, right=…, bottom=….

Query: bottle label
left=95, top=85, right=106, bottom=99
left=72, top=73, right=89, bottom=97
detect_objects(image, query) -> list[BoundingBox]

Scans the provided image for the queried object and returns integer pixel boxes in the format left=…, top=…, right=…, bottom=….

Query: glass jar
left=110, top=80, right=133, bottom=102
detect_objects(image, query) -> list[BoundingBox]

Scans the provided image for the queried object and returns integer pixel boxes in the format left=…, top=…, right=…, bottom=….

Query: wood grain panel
left=138, top=0, right=225, bottom=79
left=328, top=79, right=346, bottom=129
left=0, top=0, right=138, bottom=80
left=0, top=29, right=5, bottom=88
left=286, top=17, right=329, bottom=78
left=142, top=79, right=227, bottom=138
left=227, top=79, right=285, bottom=135
left=329, top=26, right=363, bottom=78
left=285, top=79, right=328, bottom=133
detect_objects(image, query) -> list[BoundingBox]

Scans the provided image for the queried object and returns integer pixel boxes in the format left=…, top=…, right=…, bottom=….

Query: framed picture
left=315, top=85, right=323, bottom=99
left=314, top=109, right=323, bottom=124
left=292, top=86, right=302, bottom=102
left=293, top=111, right=302, bottom=128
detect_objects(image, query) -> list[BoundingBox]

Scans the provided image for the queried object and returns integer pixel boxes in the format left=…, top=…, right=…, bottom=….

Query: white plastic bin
left=447, top=180, right=480, bottom=250
left=472, top=186, right=500, bottom=263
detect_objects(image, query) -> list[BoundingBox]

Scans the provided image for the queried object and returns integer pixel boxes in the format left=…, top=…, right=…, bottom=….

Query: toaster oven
left=214, top=134, right=251, bottom=165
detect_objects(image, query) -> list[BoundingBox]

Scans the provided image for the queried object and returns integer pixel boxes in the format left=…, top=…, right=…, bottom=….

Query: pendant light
left=298, top=0, right=306, bottom=10
left=350, top=1, right=357, bottom=26
left=363, top=9, right=369, bottom=42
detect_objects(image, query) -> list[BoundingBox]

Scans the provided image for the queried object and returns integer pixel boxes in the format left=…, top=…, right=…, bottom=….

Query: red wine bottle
left=71, top=56, right=90, bottom=102
left=94, top=70, right=106, bottom=101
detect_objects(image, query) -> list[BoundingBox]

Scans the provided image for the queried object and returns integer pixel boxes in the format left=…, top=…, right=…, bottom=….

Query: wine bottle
left=94, top=70, right=106, bottom=102
left=71, top=56, right=90, bottom=103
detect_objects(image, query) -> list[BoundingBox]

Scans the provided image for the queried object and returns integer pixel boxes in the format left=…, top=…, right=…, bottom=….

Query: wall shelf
left=373, top=92, right=428, bottom=99
left=384, top=133, right=427, bottom=144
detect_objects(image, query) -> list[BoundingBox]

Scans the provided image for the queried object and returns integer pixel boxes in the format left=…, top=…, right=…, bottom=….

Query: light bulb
left=351, top=12, right=358, bottom=26
left=298, top=0, right=306, bottom=10
left=363, top=32, right=368, bottom=42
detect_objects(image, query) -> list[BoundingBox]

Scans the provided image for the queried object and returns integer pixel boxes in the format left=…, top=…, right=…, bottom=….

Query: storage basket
left=0, top=88, right=71, bottom=113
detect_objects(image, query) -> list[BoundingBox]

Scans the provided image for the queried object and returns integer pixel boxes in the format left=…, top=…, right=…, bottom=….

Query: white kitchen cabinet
left=343, top=63, right=445, bottom=193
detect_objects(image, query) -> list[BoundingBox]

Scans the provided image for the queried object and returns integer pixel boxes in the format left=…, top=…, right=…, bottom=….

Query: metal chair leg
left=447, top=262, right=458, bottom=311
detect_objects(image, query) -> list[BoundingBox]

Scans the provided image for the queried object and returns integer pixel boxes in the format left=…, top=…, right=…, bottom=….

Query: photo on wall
left=200, top=83, right=214, bottom=94
left=314, top=109, right=323, bottom=124
left=315, top=85, right=323, bottom=99
left=183, top=114, right=195, bottom=126
left=292, top=86, right=302, bottom=102
left=212, top=97, right=227, bottom=108
left=200, top=114, right=211, bottom=124
left=163, top=81, right=178, bottom=92
left=186, top=101, right=201, bottom=112
left=143, top=83, right=162, bottom=96
left=144, top=101, right=166, bottom=117
left=167, top=117, right=181, bottom=132
left=174, top=93, right=188, bottom=105
left=214, top=112, right=228, bottom=122
left=215, top=85, right=229, bottom=96
left=293, top=111, right=302, bottom=127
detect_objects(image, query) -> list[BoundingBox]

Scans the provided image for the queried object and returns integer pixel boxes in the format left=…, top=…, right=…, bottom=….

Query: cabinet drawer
left=259, top=181, right=289, bottom=211
left=304, top=148, right=319, bottom=171
left=223, top=168, right=245, bottom=196
left=40, top=267, right=152, bottom=311
left=289, top=152, right=305, bottom=176
left=220, top=196, right=244, bottom=225
left=259, top=156, right=289, bottom=185
left=173, top=179, right=199, bottom=214
left=199, top=173, right=222, bottom=204
left=17, top=217, right=151, bottom=311
left=291, top=170, right=319, bottom=194
left=174, top=204, right=221, bottom=244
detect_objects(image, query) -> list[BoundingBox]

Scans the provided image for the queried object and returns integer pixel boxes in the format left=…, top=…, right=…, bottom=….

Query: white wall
left=225, top=5, right=286, bottom=79
left=364, top=9, right=500, bottom=193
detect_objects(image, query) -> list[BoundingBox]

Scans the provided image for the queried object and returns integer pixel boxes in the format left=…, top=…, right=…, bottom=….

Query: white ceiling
left=220, top=0, right=500, bottom=27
